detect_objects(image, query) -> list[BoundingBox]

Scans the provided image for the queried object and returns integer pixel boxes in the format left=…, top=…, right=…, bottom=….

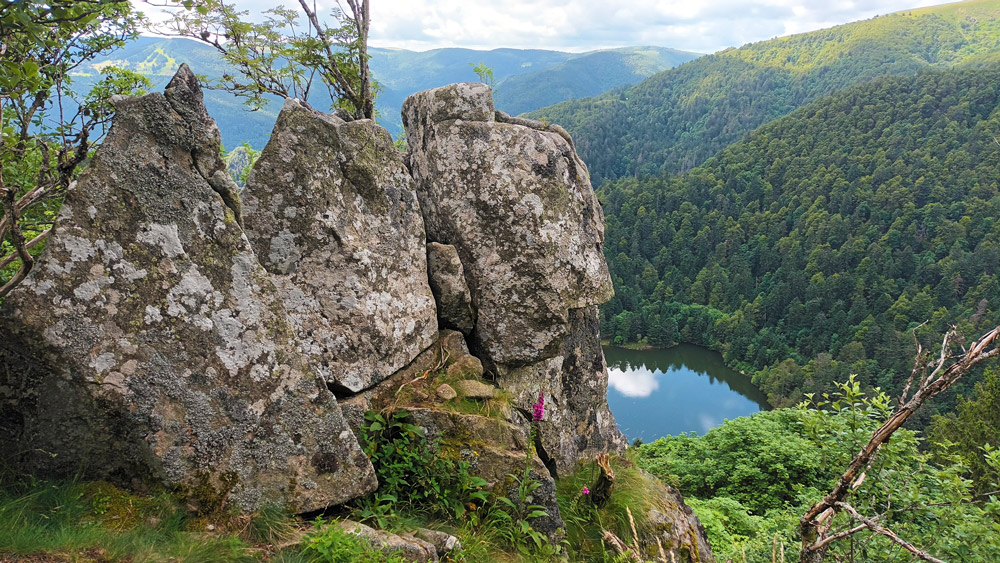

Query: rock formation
left=0, top=65, right=375, bottom=511
left=402, top=83, right=625, bottom=474
left=242, top=98, right=437, bottom=394
left=426, top=242, right=475, bottom=335
left=0, top=68, right=712, bottom=561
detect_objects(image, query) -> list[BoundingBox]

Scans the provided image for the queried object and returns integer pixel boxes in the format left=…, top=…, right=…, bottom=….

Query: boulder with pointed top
left=242, top=98, right=437, bottom=394
left=403, top=83, right=614, bottom=366
left=0, top=65, right=376, bottom=512
left=402, top=83, right=625, bottom=474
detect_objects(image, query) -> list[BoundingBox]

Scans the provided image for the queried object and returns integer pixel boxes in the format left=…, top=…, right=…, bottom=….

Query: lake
left=604, top=343, right=770, bottom=442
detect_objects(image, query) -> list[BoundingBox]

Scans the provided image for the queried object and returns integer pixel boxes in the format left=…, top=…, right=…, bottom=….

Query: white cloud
left=134, top=0, right=952, bottom=53
left=608, top=365, right=660, bottom=397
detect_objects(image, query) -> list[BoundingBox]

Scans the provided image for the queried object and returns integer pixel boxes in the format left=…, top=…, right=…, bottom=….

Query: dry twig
left=799, top=325, right=1000, bottom=562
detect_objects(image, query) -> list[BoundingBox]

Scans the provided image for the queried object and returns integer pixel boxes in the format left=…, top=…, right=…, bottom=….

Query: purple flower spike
left=532, top=392, right=545, bottom=422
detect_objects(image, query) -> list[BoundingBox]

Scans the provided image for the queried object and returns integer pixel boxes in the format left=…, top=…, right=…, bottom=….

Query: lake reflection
left=604, top=344, right=769, bottom=442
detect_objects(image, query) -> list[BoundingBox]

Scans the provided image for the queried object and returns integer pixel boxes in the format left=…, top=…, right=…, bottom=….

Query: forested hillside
left=529, top=0, right=1000, bottom=184
left=599, top=64, right=1000, bottom=409
left=492, top=47, right=700, bottom=116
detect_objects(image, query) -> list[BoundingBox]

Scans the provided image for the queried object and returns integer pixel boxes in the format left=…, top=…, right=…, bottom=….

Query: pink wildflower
left=531, top=392, right=545, bottom=422
left=582, top=487, right=590, bottom=495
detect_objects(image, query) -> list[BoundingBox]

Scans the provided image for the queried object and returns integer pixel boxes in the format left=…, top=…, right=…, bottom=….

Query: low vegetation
left=638, top=377, right=1000, bottom=562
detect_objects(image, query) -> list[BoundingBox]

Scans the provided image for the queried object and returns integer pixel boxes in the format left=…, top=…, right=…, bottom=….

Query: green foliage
left=301, top=519, right=408, bottom=563
left=0, top=0, right=148, bottom=298
left=638, top=410, right=832, bottom=514
left=598, top=64, right=1000, bottom=411
left=556, top=454, right=680, bottom=562
left=222, top=142, right=261, bottom=186
left=469, top=62, right=495, bottom=88
left=929, top=365, right=1000, bottom=495
left=473, top=465, right=559, bottom=558
left=355, top=409, right=488, bottom=522
left=0, top=476, right=256, bottom=561
left=159, top=0, right=376, bottom=119
left=639, top=380, right=1000, bottom=562
left=529, top=0, right=1000, bottom=184
left=684, top=496, right=799, bottom=563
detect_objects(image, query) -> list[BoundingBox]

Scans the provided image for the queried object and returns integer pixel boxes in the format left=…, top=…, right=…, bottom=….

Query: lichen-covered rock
left=414, top=528, right=462, bottom=558
left=446, top=354, right=484, bottom=379
left=403, top=83, right=614, bottom=365
left=435, top=383, right=457, bottom=400
left=426, top=242, right=474, bottom=334
left=452, top=379, right=496, bottom=400
left=496, top=306, right=626, bottom=476
left=406, top=407, right=565, bottom=543
left=242, top=98, right=437, bottom=394
left=337, top=520, right=439, bottom=562
left=640, top=471, right=715, bottom=563
left=0, top=65, right=375, bottom=512
left=403, top=84, right=624, bottom=474
left=338, top=329, right=471, bottom=432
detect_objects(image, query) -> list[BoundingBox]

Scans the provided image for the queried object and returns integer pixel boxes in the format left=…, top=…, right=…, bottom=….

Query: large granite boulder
left=0, top=65, right=376, bottom=512
left=403, top=83, right=614, bottom=366
left=402, top=84, right=624, bottom=474
left=242, top=99, right=437, bottom=394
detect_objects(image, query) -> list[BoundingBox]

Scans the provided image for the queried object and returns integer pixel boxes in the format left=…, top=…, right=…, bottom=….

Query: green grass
left=0, top=476, right=292, bottom=561
left=556, top=453, right=684, bottom=563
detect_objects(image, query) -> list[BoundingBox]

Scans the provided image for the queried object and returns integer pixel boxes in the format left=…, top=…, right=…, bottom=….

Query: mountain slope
left=71, top=37, right=701, bottom=149
left=598, top=62, right=1000, bottom=409
left=492, top=47, right=700, bottom=116
left=528, top=0, right=1000, bottom=184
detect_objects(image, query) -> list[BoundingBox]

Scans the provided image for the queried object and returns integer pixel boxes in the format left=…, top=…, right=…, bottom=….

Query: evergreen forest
left=598, top=65, right=1000, bottom=412
left=529, top=0, right=1000, bottom=184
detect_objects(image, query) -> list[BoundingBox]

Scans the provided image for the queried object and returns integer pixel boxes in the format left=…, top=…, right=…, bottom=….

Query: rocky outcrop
left=403, top=83, right=613, bottom=365
left=426, top=242, right=474, bottom=335
left=242, top=99, right=437, bottom=394
left=337, top=520, right=442, bottom=562
left=338, top=329, right=565, bottom=542
left=639, top=471, right=715, bottom=563
left=0, top=65, right=375, bottom=512
left=402, top=83, right=624, bottom=474
left=0, top=67, right=710, bottom=560
left=495, top=305, right=623, bottom=476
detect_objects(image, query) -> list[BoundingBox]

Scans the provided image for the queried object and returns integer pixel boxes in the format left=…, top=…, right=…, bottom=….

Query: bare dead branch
left=836, top=503, right=945, bottom=563
left=800, top=324, right=1000, bottom=562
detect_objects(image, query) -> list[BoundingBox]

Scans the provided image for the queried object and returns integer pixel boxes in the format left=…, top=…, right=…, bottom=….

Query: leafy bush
left=638, top=409, right=832, bottom=514
left=356, top=409, right=488, bottom=522
left=301, top=520, right=407, bottom=563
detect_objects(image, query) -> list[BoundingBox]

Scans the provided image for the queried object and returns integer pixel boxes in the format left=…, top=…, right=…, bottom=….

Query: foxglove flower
left=532, top=392, right=545, bottom=422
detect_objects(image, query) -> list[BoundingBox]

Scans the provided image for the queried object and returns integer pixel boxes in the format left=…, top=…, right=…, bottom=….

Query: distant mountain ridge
left=71, top=37, right=700, bottom=150
left=528, top=0, right=1000, bottom=184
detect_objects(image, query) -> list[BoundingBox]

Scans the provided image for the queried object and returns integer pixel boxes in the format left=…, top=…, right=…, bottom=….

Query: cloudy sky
left=139, top=0, right=951, bottom=54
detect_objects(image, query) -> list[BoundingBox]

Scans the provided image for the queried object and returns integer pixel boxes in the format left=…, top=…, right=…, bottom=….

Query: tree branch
left=836, top=502, right=945, bottom=563
left=800, top=324, right=1000, bottom=562
left=0, top=174, right=35, bottom=298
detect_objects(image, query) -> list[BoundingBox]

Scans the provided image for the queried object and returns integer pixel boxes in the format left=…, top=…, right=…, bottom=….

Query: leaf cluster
left=354, top=409, right=488, bottom=523
left=301, top=519, right=408, bottom=563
